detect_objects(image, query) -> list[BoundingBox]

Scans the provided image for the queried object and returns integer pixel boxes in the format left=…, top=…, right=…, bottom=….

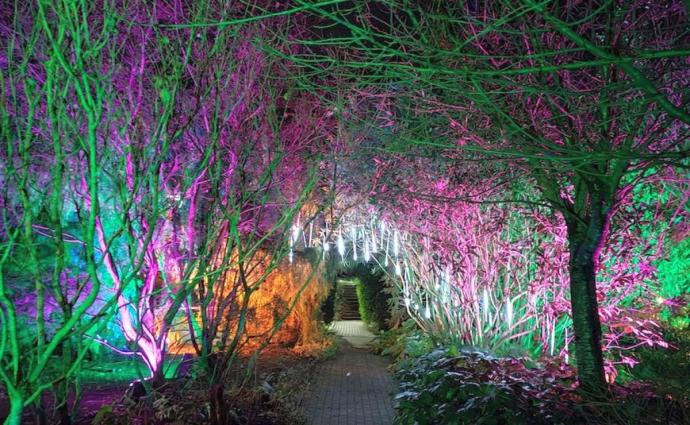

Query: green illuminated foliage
left=657, top=238, right=690, bottom=301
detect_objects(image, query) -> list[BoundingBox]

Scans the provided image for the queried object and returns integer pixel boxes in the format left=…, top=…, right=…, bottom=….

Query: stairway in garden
left=339, top=283, right=361, bottom=320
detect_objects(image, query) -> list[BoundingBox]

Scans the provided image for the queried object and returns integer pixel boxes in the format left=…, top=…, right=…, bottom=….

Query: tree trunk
left=57, top=314, right=73, bottom=425
left=566, top=219, right=607, bottom=394
left=3, top=394, right=22, bottom=425
left=33, top=402, right=47, bottom=425
left=209, top=383, right=228, bottom=425
left=57, top=403, right=71, bottom=425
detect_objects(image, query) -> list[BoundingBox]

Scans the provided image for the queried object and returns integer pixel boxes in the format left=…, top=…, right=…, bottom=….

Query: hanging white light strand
left=289, top=222, right=299, bottom=264
left=370, top=226, right=377, bottom=253
left=393, top=230, right=400, bottom=258
left=308, top=222, right=314, bottom=247
left=292, top=222, right=300, bottom=246
left=384, top=229, right=390, bottom=266
left=323, top=223, right=329, bottom=253
left=424, top=297, right=431, bottom=319
left=351, top=226, right=358, bottom=261
left=337, top=230, right=345, bottom=261
left=442, top=266, right=451, bottom=304
left=322, top=233, right=329, bottom=259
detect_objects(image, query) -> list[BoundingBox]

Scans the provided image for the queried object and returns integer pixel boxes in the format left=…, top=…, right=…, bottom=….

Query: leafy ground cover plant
left=81, top=346, right=325, bottom=425
left=394, top=347, right=689, bottom=425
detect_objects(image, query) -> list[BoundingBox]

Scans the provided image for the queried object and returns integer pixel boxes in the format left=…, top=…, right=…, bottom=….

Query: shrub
left=352, top=264, right=391, bottom=330
left=394, top=349, right=533, bottom=425
left=624, top=326, right=690, bottom=395
left=394, top=348, right=689, bottom=425
left=371, top=320, right=432, bottom=362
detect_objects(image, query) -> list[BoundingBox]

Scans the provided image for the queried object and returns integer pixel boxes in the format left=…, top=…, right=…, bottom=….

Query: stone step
left=339, top=285, right=361, bottom=320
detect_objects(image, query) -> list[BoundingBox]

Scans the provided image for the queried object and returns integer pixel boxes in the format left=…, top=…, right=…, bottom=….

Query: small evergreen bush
left=353, top=264, right=391, bottom=330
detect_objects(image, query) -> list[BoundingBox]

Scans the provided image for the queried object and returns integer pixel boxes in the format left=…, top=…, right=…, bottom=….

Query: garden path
left=302, top=320, right=396, bottom=425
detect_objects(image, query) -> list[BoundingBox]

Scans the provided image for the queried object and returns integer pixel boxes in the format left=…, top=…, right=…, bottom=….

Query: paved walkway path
left=303, top=321, right=396, bottom=425
left=329, top=320, right=377, bottom=348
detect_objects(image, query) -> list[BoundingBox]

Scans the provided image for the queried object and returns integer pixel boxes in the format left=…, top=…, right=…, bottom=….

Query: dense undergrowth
left=374, top=321, right=690, bottom=425
left=80, top=343, right=336, bottom=425
left=88, top=382, right=306, bottom=425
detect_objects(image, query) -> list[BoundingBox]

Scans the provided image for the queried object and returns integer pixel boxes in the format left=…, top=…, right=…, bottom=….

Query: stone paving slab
left=303, top=321, right=396, bottom=425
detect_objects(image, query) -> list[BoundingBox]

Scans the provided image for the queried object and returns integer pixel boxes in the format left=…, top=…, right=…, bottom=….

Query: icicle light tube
left=351, top=226, right=357, bottom=261
left=393, top=230, right=400, bottom=258
left=337, top=231, right=345, bottom=260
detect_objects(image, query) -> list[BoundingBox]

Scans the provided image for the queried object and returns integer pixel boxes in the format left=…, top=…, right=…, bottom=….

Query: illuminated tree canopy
left=0, top=1, right=688, bottom=424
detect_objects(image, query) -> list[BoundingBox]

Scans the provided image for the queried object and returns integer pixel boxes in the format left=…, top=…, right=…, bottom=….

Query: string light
left=337, top=231, right=345, bottom=260
left=351, top=226, right=358, bottom=261
left=482, top=288, right=490, bottom=321
left=289, top=222, right=298, bottom=264
left=323, top=233, right=329, bottom=259
left=308, top=222, right=313, bottom=247
left=291, top=224, right=300, bottom=246
left=384, top=231, right=390, bottom=266
left=381, top=232, right=391, bottom=267
left=393, top=230, right=400, bottom=258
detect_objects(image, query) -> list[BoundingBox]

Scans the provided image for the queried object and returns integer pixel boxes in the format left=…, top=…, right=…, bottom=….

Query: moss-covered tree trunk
left=565, top=210, right=608, bottom=393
